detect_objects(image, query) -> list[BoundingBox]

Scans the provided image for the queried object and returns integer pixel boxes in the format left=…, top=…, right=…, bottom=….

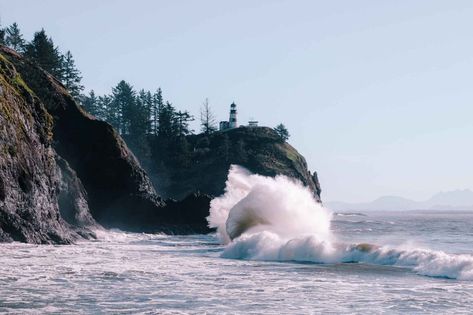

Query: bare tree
left=200, top=98, right=217, bottom=134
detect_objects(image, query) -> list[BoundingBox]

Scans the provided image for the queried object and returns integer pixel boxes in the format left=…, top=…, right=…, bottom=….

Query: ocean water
left=0, top=211, right=472, bottom=314
left=1, top=166, right=472, bottom=314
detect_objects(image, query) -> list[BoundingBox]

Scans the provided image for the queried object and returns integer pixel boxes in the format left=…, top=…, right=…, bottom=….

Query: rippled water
left=1, top=211, right=472, bottom=314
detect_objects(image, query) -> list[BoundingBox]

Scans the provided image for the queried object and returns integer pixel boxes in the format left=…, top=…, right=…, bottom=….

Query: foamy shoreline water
left=1, top=225, right=472, bottom=314
left=1, top=167, right=472, bottom=313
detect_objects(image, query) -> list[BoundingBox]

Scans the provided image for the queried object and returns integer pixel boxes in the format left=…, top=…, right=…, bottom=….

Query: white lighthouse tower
left=219, top=102, right=239, bottom=130
left=229, top=102, right=238, bottom=128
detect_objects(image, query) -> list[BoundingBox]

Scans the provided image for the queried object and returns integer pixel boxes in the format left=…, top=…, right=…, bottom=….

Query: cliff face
left=1, top=47, right=163, bottom=226
left=0, top=45, right=321, bottom=243
left=0, top=46, right=211, bottom=242
left=0, top=51, right=85, bottom=243
left=146, top=127, right=322, bottom=202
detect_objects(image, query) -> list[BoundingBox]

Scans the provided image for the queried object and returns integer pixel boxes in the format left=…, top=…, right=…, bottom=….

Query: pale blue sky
left=1, top=0, right=472, bottom=202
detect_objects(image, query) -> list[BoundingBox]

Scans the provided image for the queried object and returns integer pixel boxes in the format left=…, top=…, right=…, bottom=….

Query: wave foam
left=207, top=165, right=473, bottom=280
left=208, top=165, right=332, bottom=244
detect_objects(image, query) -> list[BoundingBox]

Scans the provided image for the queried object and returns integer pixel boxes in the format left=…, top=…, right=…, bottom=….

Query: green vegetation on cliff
left=134, top=126, right=321, bottom=202
left=1, top=22, right=84, bottom=100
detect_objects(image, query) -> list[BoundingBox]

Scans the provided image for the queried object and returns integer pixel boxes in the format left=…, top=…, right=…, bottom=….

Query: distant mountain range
left=326, top=189, right=473, bottom=211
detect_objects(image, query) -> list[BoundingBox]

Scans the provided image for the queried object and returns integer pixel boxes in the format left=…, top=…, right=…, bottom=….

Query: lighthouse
left=229, top=102, right=238, bottom=128
left=219, top=102, right=239, bottom=130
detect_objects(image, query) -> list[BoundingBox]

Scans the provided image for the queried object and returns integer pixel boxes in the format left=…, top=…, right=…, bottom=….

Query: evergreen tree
left=24, top=29, right=64, bottom=80
left=99, top=95, right=113, bottom=123
left=174, top=110, right=194, bottom=136
left=151, top=88, right=163, bottom=135
left=5, top=23, right=25, bottom=52
left=62, top=50, right=84, bottom=101
left=158, top=101, right=176, bottom=138
left=111, top=80, right=136, bottom=134
left=137, top=89, right=153, bottom=135
left=200, top=98, right=217, bottom=135
left=81, top=90, right=100, bottom=117
left=127, top=91, right=151, bottom=162
left=274, top=123, right=290, bottom=142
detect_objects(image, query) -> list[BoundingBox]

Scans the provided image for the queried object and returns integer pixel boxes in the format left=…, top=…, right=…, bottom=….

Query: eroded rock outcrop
left=1, top=47, right=163, bottom=225
left=0, top=46, right=210, bottom=241
left=0, top=45, right=321, bottom=243
left=0, top=51, right=84, bottom=243
left=145, top=126, right=322, bottom=202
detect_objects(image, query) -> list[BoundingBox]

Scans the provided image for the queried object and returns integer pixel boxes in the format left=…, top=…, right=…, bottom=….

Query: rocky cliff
left=145, top=126, right=322, bottom=202
left=0, top=46, right=210, bottom=243
left=0, top=45, right=322, bottom=243
left=0, top=50, right=89, bottom=243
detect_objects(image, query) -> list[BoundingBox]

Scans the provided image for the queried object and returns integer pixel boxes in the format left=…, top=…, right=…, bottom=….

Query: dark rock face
left=0, top=46, right=212, bottom=241
left=105, top=192, right=212, bottom=234
left=1, top=47, right=163, bottom=227
left=0, top=50, right=73, bottom=243
left=146, top=127, right=322, bottom=202
left=0, top=45, right=321, bottom=243
left=56, top=155, right=94, bottom=227
left=161, top=193, right=212, bottom=234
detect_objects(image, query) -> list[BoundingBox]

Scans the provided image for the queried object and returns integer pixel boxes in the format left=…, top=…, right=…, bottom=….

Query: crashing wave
left=207, top=165, right=473, bottom=280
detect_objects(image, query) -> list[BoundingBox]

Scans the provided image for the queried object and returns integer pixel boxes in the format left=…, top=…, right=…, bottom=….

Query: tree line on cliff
left=0, top=22, right=215, bottom=136
left=1, top=22, right=290, bottom=167
left=0, top=22, right=84, bottom=100
left=0, top=22, right=204, bottom=163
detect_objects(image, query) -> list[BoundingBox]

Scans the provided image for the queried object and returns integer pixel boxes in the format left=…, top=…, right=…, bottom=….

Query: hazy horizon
left=329, top=188, right=473, bottom=203
left=2, top=0, right=472, bottom=202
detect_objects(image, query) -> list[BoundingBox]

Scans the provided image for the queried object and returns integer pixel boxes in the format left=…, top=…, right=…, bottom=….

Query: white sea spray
left=208, top=165, right=473, bottom=280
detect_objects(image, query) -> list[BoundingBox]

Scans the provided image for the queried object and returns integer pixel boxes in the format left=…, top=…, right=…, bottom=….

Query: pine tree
left=99, top=95, right=113, bottom=123
left=200, top=98, right=217, bottom=135
left=274, top=123, right=290, bottom=142
left=111, top=80, right=136, bottom=134
left=137, top=89, right=153, bottom=135
left=62, top=50, right=84, bottom=101
left=127, top=90, right=152, bottom=162
left=24, top=29, right=64, bottom=80
left=158, top=101, right=176, bottom=138
left=131, top=98, right=150, bottom=138
left=81, top=90, right=99, bottom=117
left=174, top=110, right=194, bottom=136
left=151, top=88, right=163, bottom=135
left=5, top=23, right=25, bottom=52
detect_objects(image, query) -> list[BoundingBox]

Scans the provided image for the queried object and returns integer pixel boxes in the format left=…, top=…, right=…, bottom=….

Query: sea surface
left=0, top=210, right=472, bottom=314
